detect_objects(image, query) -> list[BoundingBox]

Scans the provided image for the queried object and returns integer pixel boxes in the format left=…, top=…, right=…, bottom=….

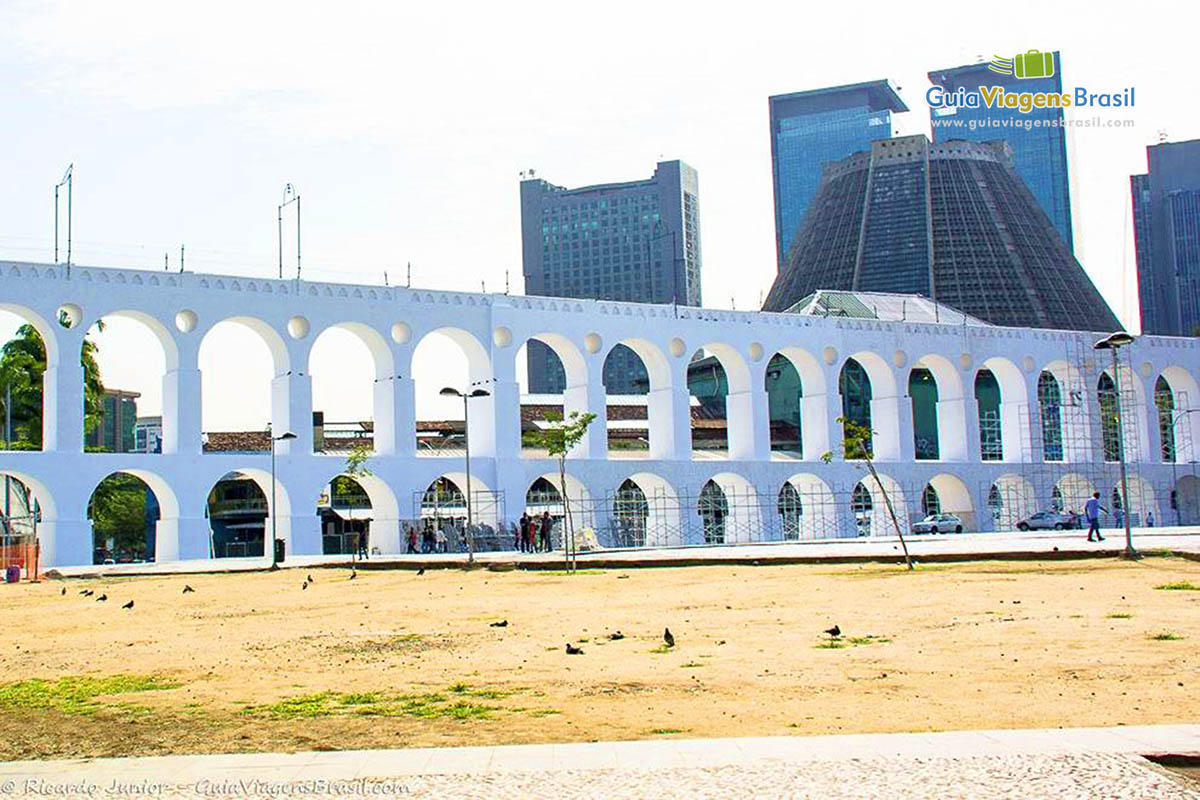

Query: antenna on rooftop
left=1157, top=129, right=1169, bottom=143
left=54, top=163, right=73, bottom=275
left=406, top=262, right=411, bottom=288
left=180, top=244, right=185, bottom=272
left=505, top=269, right=510, bottom=295
left=277, top=183, right=301, bottom=280
left=384, top=271, right=389, bottom=286
left=164, top=252, right=169, bottom=271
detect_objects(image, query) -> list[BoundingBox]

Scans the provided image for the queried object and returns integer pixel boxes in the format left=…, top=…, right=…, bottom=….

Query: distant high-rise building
left=928, top=54, right=1074, bottom=252
left=768, top=81, right=908, bottom=271
left=1132, top=138, right=1200, bottom=335
left=520, top=161, right=702, bottom=394
left=762, top=135, right=1120, bottom=333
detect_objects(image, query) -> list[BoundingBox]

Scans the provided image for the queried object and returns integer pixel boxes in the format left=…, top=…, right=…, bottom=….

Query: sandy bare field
left=0, top=556, right=1198, bottom=761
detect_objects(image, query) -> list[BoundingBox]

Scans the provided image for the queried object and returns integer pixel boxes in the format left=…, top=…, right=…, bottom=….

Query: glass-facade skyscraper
left=520, top=161, right=702, bottom=394
left=768, top=80, right=907, bottom=271
left=1132, top=138, right=1200, bottom=335
left=928, top=54, right=1074, bottom=253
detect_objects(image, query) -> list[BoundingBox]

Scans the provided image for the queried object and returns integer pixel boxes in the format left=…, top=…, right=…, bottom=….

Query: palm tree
left=0, top=323, right=105, bottom=447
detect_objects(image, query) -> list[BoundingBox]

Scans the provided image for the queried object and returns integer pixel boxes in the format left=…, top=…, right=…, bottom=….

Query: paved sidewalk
left=51, top=527, right=1200, bottom=578
left=1, top=725, right=1197, bottom=798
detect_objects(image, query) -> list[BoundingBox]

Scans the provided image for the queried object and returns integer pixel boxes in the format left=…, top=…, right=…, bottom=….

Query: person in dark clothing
left=518, top=513, right=531, bottom=552
left=540, top=511, right=553, bottom=553
left=408, top=524, right=421, bottom=554
left=357, top=527, right=369, bottom=559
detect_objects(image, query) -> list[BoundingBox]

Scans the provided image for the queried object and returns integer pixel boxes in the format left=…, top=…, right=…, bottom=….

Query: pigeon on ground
left=301, top=581, right=308, bottom=590
left=182, top=585, right=195, bottom=594
left=609, top=631, right=625, bottom=641
left=416, top=568, right=425, bottom=576
left=489, top=620, right=508, bottom=628
left=349, top=571, right=357, bottom=580
left=80, top=589, right=93, bottom=597
left=307, top=574, right=314, bottom=584
left=122, top=600, right=134, bottom=610
left=824, top=625, right=841, bottom=638
left=96, top=594, right=107, bottom=602
left=565, top=643, right=584, bottom=655
left=61, top=587, right=66, bottom=595
left=663, top=628, right=675, bottom=648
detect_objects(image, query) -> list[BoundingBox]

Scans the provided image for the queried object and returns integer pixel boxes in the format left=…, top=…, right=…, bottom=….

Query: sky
left=0, top=0, right=1195, bottom=431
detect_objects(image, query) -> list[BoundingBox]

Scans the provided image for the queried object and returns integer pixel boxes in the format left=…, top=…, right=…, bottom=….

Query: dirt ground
left=1, top=556, right=1198, bottom=761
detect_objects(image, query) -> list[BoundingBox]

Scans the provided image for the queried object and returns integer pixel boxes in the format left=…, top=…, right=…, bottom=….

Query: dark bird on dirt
left=96, top=594, right=107, bottom=602
left=307, top=574, right=314, bottom=584
left=489, top=620, right=508, bottom=628
left=349, top=571, right=357, bottom=580
left=301, top=581, right=308, bottom=590
left=824, top=625, right=841, bottom=638
left=663, top=628, right=675, bottom=648
left=61, top=587, right=66, bottom=595
left=565, top=643, right=584, bottom=655
left=80, top=589, right=93, bottom=596
left=122, top=601, right=134, bottom=610
left=609, top=631, right=625, bottom=641
left=182, top=585, right=195, bottom=594
left=416, top=568, right=426, bottom=576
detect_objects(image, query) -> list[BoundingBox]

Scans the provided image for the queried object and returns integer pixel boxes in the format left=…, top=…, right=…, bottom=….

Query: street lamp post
left=1094, top=331, right=1138, bottom=559
left=439, top=387, right=491, bottom=564
left=269, top=429, right=297, bottom=569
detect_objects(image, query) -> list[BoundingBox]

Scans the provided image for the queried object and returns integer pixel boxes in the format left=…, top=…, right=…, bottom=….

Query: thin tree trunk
left=868, top=459, right=913, bottom=570
left=559, top=455, right=572, bottom=573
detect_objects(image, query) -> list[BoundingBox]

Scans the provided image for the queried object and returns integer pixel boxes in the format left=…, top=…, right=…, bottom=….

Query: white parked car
left=911, top=513, right=964, bottom=534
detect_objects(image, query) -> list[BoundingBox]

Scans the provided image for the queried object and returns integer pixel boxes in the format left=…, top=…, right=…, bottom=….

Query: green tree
left=89, top=473, right=149, bottom=557
left=530, top=410, right=596, bottom=572
left=823, top=417, right=913, bottom=570
left=0, top=323, right=105, bottom=447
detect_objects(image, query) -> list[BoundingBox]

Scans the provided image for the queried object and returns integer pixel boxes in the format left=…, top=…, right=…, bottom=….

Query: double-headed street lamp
left=269, top=428, right=297, bottom=570
left=439, top=386, right=491, bottom=564
left=1093, top=331, right=1137, bottom=560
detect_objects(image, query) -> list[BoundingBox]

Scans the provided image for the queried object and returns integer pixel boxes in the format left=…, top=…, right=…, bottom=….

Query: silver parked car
left=1015, top=510, right=1081, bottom=531
left=911, top=513, right=964, bottom=534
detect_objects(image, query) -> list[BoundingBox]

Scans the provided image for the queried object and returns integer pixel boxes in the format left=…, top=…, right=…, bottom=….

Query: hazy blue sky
left=0, top=1, right=1194, bottom=430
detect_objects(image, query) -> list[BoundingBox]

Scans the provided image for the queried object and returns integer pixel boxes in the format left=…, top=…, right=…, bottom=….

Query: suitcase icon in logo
left=1014, top=50, right=1054, bottom=79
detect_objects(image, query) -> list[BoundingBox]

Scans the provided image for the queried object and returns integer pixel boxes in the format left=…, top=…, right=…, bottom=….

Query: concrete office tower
left=1132, top=138, right=1200, bottom=335
left=520, top=161, right=701, bottom=393
left=762, top=135, right=1120, bottom=333
left=928, top=54, right=1074, bottom=253
left=768, top=80, right=907, bottom=271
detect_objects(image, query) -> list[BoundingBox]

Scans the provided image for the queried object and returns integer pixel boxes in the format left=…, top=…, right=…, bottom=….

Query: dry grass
left=0, top=556, right=1198, bottom=761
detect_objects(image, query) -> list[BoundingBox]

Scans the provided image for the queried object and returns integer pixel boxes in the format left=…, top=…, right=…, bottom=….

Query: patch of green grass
left=1156, top=582, right=1200, bottom=591
left=650, top=728, right=683, bottom=735
left=815, top=635, right=890, bottom=650
left=680, top=661, right=705, bottom=668
left=0, top=675, right=179, bottom=716
left=1106, top=612, right=1134, bottom=619
left=1148, top=632, right=1186, bottom=641
left=538, top=569, right=607, bottom=576
left=447, top=684, right=514, bottom=700
left=529, top=708, right=561, bottom=717
left=649, top=644, right=674, bottom=654
left=243, top=689, right=524, bottom=721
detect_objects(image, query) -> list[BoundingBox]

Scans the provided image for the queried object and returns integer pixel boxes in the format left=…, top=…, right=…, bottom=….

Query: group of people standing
left=517, top=511, right=554, bottom=552
left=406, top=519, right=450, bottom=553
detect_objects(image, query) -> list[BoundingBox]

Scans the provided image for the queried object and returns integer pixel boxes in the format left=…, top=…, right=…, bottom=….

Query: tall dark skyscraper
left=520, top=160, right=702, bottom=393
left=768, top=80, right=907, bottom=271
left=1132, top=138, right=1200, bottom=335
left=928, top=54, right=1074, bottom=253
left=762, top=135, right=1120, bottom=333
